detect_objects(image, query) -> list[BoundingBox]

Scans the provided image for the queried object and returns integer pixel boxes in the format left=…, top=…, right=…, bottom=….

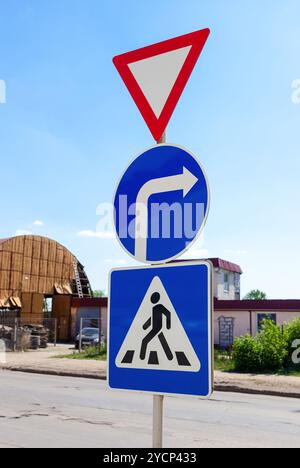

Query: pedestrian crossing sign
left=108, top=261, right=213, bottom=397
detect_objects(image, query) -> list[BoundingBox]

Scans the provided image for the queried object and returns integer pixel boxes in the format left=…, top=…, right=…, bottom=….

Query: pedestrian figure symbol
left=115, top=276, right=201, bottom=372
left=140, top=292, right=173, bottom=362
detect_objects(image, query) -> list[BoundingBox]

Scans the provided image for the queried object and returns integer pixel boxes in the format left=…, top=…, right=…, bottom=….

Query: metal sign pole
left=152, top=130, right=166, bottom=449
left=153, top=394, right=164, bottom=448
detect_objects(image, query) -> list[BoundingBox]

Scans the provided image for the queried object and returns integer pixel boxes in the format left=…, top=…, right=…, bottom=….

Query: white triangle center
left=115, top=276, right=201, bottom=372
left=128, top=46, right=192, bottom=119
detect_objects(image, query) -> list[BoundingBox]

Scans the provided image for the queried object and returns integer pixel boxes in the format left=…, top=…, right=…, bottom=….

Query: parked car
left=75, top=328, right=100, bottom=349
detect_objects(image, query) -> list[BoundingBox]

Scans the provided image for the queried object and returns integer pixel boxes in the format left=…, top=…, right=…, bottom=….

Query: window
left=257, top=314, right=277, bottom=331
left=234, top=273, right=240, bottom=292
left=224, top=273, right=229, bottom=293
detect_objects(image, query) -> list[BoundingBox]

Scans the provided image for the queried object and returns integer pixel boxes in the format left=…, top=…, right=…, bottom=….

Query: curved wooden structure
left=0, top=236, right=92, bottom=340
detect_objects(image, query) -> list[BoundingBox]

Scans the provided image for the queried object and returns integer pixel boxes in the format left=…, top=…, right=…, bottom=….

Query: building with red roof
left=71, top=258, right=300, bottom=348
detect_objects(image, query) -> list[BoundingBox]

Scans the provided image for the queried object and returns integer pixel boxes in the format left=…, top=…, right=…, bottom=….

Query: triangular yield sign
left=115, top=276, right=201, bottom=372
left=113, top=28, right=210, bottom=142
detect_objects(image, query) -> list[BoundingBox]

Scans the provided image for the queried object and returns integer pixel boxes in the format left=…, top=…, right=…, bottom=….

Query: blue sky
left=0, top=0, right=299, bottom=298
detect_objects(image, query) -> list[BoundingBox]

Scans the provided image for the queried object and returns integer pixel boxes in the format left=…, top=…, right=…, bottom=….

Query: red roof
left=208, top=258, right=242, bottom=274
left=72, top=297, right=300, bottom=312
left=72, top=297, right=108, bottom=308
left=215, top=299, right=300, bottom=311
left=175, top=258, right=242, bottom=274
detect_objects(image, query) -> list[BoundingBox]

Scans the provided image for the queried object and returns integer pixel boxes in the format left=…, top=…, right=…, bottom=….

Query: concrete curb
left=214, top=385, right=300, bottom=400
left=2, top=366, right=299, bottom=399
left=1, top=366, right=107, bottom=381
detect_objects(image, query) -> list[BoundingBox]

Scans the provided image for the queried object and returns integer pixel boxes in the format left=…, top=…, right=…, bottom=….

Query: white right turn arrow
left=134, top=167, right=199, bottom=262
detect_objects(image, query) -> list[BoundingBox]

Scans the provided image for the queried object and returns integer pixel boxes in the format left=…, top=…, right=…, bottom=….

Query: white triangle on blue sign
left=115, top=276, right=201, bottom=372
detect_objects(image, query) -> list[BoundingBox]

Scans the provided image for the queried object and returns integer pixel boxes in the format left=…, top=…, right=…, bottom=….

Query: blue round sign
left=113, top=144, right=210, bottom=264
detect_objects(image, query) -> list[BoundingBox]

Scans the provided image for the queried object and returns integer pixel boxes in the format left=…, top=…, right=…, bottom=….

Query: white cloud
left=33, top=220, right=44, bottom=226
left=15, top=229, right=32, bottom=236
left=77, top=230, right=116, bottom=239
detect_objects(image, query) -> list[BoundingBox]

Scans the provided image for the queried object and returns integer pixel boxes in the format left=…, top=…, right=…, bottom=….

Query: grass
left=288, top=371, right=300, bottom=377
left=55, top=346, right=300, bottom=377
left=214, top=350, right=235, bottom=372
left=278, top=368, right=300, bottom=377
left=58, top=347, right=236, bottom=370
left=56, top=346, right=107, bottom=361
left=214, top=350, right=300, bottom=376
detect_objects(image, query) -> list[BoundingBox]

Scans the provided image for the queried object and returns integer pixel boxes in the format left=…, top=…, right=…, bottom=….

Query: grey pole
left=99, top=310, right=102, bottom=352
left=152, top=130, right=166, bottom=449
left=54, top=319, right=57, bottom=347
left=13, top=318, right=18, bottom=352
left=153, top=394, right=164, bottom=448
left=79, top=318, right=83, bottom=352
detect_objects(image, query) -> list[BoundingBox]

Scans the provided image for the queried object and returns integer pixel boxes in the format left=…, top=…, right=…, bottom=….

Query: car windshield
left=82, top=328, right=99, bottom=336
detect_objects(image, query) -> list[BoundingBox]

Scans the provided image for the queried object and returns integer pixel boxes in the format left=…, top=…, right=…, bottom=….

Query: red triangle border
left=113, top=28, right=210, bottom=142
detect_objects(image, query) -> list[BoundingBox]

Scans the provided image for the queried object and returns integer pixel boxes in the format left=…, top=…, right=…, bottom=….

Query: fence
left=0, top=314, right=58, bottom=351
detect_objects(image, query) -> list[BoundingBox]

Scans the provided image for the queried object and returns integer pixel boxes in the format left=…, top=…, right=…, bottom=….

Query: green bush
left=284, top=318, right=300, bottom=370
left=232, top=335, right=261, bottom=372
left=233, top=319, right=288, bottom=373
left=257, top=320, right=287, bottom=371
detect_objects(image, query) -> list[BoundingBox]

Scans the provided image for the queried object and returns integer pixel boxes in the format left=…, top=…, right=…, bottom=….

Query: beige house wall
left=214, top=309, right=300, bottom=345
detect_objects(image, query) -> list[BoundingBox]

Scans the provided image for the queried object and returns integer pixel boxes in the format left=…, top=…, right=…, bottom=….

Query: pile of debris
left=0, top=324, right=49, bottom=351
left=23, top=325, right=49, bottom=349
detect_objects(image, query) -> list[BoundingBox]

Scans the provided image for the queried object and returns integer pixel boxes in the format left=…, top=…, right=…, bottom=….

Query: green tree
left=93, top=290, right=106, bottom=298
left=243, top=290, right=267, bottom=300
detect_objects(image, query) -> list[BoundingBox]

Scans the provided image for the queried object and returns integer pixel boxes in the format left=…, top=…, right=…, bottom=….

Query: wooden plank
left=40, top=260, right=47, bottom=276
left=23, top=257, right=32, bottom=275
left=11, top=253, right=23, bottom=271
left=32, top=239, right=41, bottom=259
left=47, top=262, right=55, bottom=277
left=0, top=273, right=9, bottom=290
left=10, top=271, right=22, bottom=291
left=0, top=252, right=11, bottom=270
left=21, top=293, right=32, bottom=314
left=55, top=263, right=63, bottom=278
left=56, top=246, right=64, bottom=263
left=31, top=293, right=44, bottom=316
left=38, top=277, right=47, bottom=293
left=48, top=241, right=57, bottom=262
left=52, top=295, right=72, bottom=340
left=40, top=238, right=49, bottom=259
left=30, top=276, right=39, bottom=292
left=24, top=238, right=33, bottom=257
left=31, top=259, right=40, bottom=276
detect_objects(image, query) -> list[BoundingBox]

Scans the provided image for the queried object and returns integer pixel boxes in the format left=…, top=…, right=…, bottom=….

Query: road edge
left=1, top=366, right=300, bottom=399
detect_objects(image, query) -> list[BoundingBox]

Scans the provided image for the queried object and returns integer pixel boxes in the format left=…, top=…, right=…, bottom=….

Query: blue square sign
left=108, top=261, right=213, bottom=397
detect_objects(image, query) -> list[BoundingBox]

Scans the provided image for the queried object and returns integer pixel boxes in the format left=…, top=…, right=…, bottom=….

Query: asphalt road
left=0, top=371, right=299, bottom=448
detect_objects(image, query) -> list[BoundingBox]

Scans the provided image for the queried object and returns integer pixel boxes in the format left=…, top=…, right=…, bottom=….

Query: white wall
left=214, top=269, right=240, bottom=300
